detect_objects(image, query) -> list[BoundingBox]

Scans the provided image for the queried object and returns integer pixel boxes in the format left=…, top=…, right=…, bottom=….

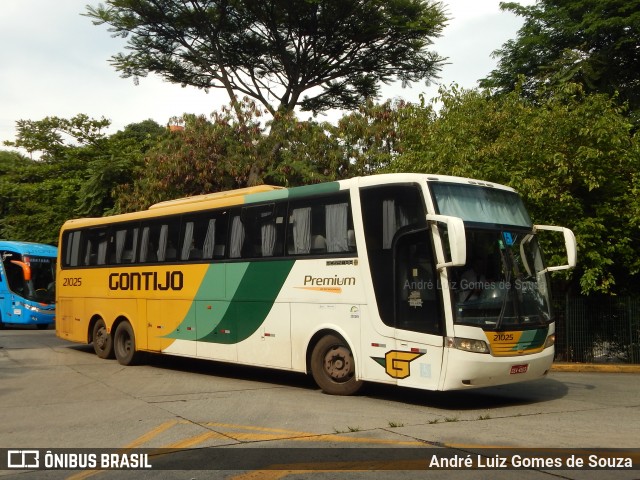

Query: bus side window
left=325, top=202, right=349, bottom=253
left=111, top=226, right=139, bottom=264
left=288, top=207, right=311, bottom=254
left=287, top=194, right=356, bottom=256
left=83, top=229, right=109, bottom=266
left=63, top=231, right=83, bottom=268
left=179, top=210, right=229, bottom=261
left=237, top=204, right=285, bottom=258
left=140, top=219, right=180, bottom=263
left=229, top=214, right=244, bottom=259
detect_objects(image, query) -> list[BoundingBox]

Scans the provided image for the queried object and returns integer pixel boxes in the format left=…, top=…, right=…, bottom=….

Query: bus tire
left=113, top=322, right=139, bottom=366
left=92, top=318, right=114, bottom=359
left=310, top=334, right=363, bottom=396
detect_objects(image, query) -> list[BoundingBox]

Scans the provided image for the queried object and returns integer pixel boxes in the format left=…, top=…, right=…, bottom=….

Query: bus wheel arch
left=90, top=316, right=114, bottom=359
left=113, top=318, right=140, bottom=366
left=308, top=330, right=363, bottom=396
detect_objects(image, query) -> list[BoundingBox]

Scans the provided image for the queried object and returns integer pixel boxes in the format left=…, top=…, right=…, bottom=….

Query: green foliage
left=114, top=100, right=351, bottom=212
left=77, top=119, right=167, bottom=216
left=481, top=0, right=640, bottom=115
left=114, top=111, right=255, bottom=212
left=390, top=84, right=640, bottom=294
left=335, top=99, right=416, bottom=174
left=3, top=114, right=111, bottom=160
left=1, top=117, right=166, bottom=242
left=85, top=0, right=447, bottom=115
left=260, top=112, right=350, bottom=186
left=0, top=153, right=84, bottom=244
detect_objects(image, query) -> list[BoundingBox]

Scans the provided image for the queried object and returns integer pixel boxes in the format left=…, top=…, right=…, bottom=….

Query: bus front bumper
left=441, top=346, right=554, bottom=390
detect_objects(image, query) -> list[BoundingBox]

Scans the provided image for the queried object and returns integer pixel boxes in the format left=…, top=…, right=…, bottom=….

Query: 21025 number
left=493, top=333, right=514, bottom=342
left=62, top=277, right=82, bottom=287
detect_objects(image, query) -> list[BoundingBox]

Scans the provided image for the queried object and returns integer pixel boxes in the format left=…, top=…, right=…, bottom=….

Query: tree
left=113, top=100, right=351, bottom=212
left=481, top=0, right=640, bottom=116
left=3, top=114, right=111, bottom=161
left=85, top=0, right=447, bottom=117
left=114, top=109, right=259, bottom=212
left=390, top=84, right=640, bottom=295
left=1, top=115, right=107, bottom=242
left=0, top=151, right=84, bottom=244
left=335, top=99, right=412, bottom=174
left=0, top=117, right=167, bottom=242
left=77, top=119, right=167, bottom=216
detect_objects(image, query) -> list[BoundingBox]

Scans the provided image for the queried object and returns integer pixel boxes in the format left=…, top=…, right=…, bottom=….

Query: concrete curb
left=551, top=362, right=640, bottom=373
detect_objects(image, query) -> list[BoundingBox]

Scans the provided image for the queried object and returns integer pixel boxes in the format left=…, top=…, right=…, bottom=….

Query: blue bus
left=0, top=241, right=57, bottom=329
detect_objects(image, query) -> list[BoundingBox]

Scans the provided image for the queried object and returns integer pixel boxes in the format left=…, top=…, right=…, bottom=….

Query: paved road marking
left=65, top=419, right=424, bottom=480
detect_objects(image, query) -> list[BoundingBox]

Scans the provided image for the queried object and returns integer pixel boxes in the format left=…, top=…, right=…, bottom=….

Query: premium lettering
left=109, top=271, right=183, bottom=291
left=303, top=275, right=356, bottom=286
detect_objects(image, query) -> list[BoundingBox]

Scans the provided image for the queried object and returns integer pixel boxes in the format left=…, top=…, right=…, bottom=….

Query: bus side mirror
left=10, top=260, right=32, bottom=281
left=426, top=214, right=466, bottom=270
left=534, top=225, right=577, bottom=271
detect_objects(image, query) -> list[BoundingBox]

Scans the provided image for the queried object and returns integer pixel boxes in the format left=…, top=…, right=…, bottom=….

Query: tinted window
left=179, top=210, right=229, bottom=260
left=286, top=194, right=356, bottom=256
left=140, top=218, right=181, bottom=263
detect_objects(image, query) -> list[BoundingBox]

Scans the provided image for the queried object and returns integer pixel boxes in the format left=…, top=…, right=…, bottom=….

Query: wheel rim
left=323, top=345, right=354, bottom=383
left=117, top=330, right=131, bottom=356
left=95, top=326, right=108, bottom=351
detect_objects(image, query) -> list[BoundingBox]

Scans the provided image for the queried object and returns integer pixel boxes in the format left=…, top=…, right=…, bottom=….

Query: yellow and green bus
left=56, top=174, right=576, bottom=395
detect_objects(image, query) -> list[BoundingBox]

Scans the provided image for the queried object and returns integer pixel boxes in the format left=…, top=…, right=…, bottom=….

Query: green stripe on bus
left=244, top=188, right=290, bottom=204
left=197, top=260, right=295, bottom=344
left=287, top=182, right=341, bottom=198
left=244, top=181, right=341, bottom=204
left=512, top=328, right=547, bottom=351
left=166, top=260, right=295, bottom=344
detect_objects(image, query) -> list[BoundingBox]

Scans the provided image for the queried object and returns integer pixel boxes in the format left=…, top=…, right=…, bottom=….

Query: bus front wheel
left=92, top=318, right=114, bottom=359
left=310, top=334, right=363, bottom=396
left=113, top=322, right=139, bottom=366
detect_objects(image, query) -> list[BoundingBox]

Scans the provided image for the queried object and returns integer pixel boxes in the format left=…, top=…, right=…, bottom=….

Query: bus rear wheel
left=310, top=334, right=363, bottom=396
left=113, top=322, right=139, bottom=366
left=92, top=318, right=114, bottom=359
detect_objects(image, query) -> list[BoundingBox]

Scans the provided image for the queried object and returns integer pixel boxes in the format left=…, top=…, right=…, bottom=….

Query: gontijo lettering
left=109, top=271, right=184, bottom=291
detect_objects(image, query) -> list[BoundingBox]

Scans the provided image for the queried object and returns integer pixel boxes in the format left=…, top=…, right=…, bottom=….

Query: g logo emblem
left=372, top=350, right=424, bottom=379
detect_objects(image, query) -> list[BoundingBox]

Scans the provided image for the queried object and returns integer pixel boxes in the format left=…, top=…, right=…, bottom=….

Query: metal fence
left=554, top=295, right=640, bottom=364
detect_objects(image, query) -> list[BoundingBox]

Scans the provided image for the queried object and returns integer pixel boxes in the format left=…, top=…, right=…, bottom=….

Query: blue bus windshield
left=1, top=251, right=56, bottom=304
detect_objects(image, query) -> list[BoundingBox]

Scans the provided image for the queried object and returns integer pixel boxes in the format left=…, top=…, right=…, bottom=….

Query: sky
left=0, top=1, right=533, bottom=151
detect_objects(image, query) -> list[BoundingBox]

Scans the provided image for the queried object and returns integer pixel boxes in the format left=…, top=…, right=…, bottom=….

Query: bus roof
left=149, top=185, right=286, bottom=210
left=60, top=173, right=517, bottom=230
left=0, top=241, right=57, bottom=257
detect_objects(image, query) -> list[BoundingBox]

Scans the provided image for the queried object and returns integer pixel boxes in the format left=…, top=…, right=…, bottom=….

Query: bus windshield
left=431, top=183, right=532, bottom=228
left=2, top=254, right=56, bottom=304
left=452, top=229, right=552, bottom=329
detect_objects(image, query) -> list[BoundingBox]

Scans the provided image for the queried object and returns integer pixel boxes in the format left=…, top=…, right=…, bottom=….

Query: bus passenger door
left=392, top=229, right=445, bottom=391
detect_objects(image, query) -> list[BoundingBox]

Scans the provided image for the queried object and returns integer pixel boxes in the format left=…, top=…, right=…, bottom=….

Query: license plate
left=510, top=364, right=528, bottom=374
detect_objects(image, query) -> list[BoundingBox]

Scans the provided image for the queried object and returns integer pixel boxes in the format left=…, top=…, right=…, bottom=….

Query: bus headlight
left=544, top=333, right=556, bottom=349
left=19, top=302, right=53, bottom=315
left=446, top=337, right=490, bottom=354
